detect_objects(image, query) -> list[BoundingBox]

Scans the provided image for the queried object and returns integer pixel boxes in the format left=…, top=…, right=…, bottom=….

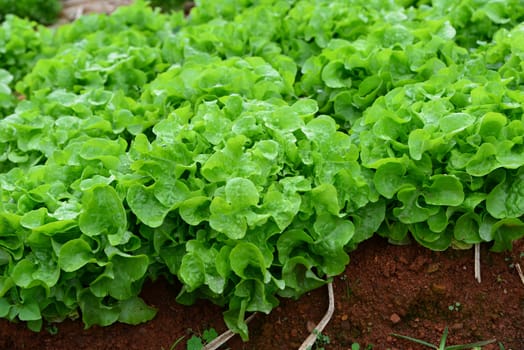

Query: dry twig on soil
left=516, top=263, right=524, bottom=286
left=298, top=282, right=335, bottom=350
left=474, top=243, right=481, bottom=283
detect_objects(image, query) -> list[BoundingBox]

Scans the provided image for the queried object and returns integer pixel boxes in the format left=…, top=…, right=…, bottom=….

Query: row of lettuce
left=0, top=0, right=190, bottom=25
left=0, top=0, right=523, bottom=339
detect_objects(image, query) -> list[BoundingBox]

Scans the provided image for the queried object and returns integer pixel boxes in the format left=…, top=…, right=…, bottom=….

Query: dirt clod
left=427, top=263, right=440, bottom=273
left=451, top=322, right=464, bottom=330
left=390, top=313, right=401, bottom=324
left=306, top=320, right=316, bottom=333
left=431, top=283, right=447, bottom=294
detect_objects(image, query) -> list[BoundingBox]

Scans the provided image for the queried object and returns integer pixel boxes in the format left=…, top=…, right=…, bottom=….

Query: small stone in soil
left=340, top=314, right=348, bottom=321
left=427, top=263, right=440, bottom=273
left=451, top=322, right=463, bottom=330
left=431, top=283, right=447, bottom=294
left=390, top=313, right=401, bottom=324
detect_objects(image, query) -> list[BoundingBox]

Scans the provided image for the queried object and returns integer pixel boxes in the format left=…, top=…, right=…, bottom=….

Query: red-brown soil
left=1, top=236, right=523, bottom=349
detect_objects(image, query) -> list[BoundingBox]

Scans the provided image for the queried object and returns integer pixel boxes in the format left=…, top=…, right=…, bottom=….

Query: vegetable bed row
left=0, top=0, right=523, bottom=340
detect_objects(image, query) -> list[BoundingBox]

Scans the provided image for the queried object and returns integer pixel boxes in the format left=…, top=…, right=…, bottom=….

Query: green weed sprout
left=391, top=327, right=496, bottom=350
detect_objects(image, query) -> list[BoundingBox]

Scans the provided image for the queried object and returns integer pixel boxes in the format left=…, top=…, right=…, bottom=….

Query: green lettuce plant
left=0, top=0, right=523, bottom=341
left=0, top=0, right=62, bottom=25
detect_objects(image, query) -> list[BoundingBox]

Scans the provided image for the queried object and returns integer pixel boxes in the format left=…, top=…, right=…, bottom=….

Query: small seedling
left=306, top=330, right=331, bottom=350
left=186, top=328, right=219, bottom=350
left=448, top=302, right=461, bottom=312
left=391, top=327, right=496, bottom=350
left=315, top=329, right=331, bottom=349
left=161, top=335, right=185, bottom=350
left=351, top=343, right=374, bottom=350
left=506, top=257, right=515, bottom=269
